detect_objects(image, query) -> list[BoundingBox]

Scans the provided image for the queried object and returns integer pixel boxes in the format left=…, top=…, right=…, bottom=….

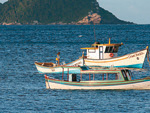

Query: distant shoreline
left=0, top=23, right=136, bottom=26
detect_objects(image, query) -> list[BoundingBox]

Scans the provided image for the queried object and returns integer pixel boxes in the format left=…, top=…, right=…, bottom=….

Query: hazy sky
left=0, top=0, right=6, bottom=3
left=0, top=0, right=149, bottom=24
left=98, top=0, right=150, bottom=24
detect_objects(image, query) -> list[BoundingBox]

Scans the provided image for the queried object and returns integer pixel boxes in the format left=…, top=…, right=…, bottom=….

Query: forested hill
left=0, top=0, right=133, bottom=25
left=0, top=3, right=2, bottom=10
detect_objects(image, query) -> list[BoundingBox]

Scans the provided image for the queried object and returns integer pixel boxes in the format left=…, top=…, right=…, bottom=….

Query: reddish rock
left=77, top=13, right=101, bottom=25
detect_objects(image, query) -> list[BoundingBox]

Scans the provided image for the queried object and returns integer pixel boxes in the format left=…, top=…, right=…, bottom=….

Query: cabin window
left=107, top=73, right=118, bottom=80
left=109, top=47, right=113, bottom=52
left=105, top=46, right=118, bottom=53
left=88, top=49, right=96, bottom=53
left=105, top=47, right=109, bottom=53
left=105, top=47, right=111, bottom=53
left=82, top=73, right=120, bottom=81
left=125, top=70, right=132, bottom=80
left=112, top=46, right=118, bottom=53
left=121, top=70, right=129, bottom=81
left=101, top=73, right=120, bottom=80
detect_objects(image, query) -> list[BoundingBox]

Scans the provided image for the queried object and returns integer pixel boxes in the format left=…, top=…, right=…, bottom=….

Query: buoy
left=110, top=53, right=114, bottom=57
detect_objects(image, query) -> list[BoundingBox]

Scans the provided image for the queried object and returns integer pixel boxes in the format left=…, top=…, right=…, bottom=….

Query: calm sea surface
left=0, top=25, right=150, bottom=112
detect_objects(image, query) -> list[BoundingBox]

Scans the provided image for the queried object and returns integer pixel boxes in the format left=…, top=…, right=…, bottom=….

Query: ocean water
left=0, top=25, right=150, bottom=113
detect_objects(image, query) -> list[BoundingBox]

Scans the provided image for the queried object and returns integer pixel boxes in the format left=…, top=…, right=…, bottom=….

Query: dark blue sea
left=0, top=25, right=150, bottom=113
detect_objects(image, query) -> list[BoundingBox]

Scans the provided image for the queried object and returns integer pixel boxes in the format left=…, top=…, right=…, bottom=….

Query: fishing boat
left=66, top=38, right=149, bottom=68
left=35, top=52, right=87, bottom=73
left=44, top=68, right=150, bottom=90
left=35, top=62, right=89, bottom=74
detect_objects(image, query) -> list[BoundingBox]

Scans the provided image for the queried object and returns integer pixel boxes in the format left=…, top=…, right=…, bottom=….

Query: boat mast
left=93, top=24, right=96, bottom=43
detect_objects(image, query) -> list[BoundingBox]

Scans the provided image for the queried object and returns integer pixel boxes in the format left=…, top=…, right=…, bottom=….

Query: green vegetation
left=0, top=3, right=2, bottom=10
left=0, top=0, right=132, bottom=24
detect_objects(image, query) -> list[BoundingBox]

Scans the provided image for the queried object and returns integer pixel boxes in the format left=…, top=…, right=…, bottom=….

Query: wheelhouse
left=81, top=38, right=123, bottom=59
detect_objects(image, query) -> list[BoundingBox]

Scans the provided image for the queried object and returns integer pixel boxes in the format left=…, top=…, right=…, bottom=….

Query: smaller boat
left=35, top=53, right=88, bottom=73
left=44, top=68, right=150, bottom=90
left=35, top=52, right=85, bottom=73
left=35, top=61, right=88, bottom=74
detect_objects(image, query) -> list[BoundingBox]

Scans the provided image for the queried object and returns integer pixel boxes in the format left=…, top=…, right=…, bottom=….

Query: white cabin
left=81, top=39, right=123, bottom=60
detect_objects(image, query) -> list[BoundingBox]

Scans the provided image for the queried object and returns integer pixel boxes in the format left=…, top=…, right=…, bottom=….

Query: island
left=0, top=0, right=133, bottom=25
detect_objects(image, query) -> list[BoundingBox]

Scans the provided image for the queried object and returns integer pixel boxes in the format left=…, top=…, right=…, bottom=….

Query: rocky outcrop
left=77, top=13, right=101, bottom=25
left=2, top=22, right=21, bottom=25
